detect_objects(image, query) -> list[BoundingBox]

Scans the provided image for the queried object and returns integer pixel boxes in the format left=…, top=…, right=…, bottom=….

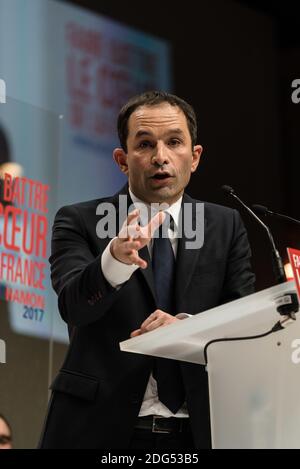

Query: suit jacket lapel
left=175, top=193, right=204, bottom=310
left=138, top=245, right=156, bottom=301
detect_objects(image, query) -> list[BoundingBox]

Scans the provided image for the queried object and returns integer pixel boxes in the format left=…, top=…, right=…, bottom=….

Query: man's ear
left=113, top=148, right=129, bottom=175
left=191, top=145, right=203, bottom=173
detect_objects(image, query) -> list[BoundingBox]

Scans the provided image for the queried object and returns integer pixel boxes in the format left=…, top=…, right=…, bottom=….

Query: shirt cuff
left=101, top=238, right=139, bottom=288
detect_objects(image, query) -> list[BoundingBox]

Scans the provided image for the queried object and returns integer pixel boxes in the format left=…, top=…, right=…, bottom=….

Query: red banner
left=287, top=247, right=300, bottom=301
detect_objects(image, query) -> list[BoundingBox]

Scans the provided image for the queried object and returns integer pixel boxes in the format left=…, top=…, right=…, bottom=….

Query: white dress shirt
left=101, top=188, right=189, bottom=418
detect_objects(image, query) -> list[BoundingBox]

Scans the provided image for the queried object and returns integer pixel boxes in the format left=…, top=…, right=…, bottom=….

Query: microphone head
left=221, top=185, right=235, bottom=195
left=252, top=204, right=268, bottom=215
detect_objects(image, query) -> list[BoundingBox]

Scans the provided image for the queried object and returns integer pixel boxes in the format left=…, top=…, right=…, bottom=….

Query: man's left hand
left=130, top=309, right=179, bottom=337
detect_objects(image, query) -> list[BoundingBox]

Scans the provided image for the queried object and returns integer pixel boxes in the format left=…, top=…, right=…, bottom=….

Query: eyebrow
left=134, top=128, right=185, bottom=139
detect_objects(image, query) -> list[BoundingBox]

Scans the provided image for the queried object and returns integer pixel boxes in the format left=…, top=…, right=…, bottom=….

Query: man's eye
left=138, top=141, right=153, bottom=149
left=168, top=139, right=181, bottom=146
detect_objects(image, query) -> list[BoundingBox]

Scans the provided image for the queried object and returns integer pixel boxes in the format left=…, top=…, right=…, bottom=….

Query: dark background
left=65, top=0, right=300, bottom=291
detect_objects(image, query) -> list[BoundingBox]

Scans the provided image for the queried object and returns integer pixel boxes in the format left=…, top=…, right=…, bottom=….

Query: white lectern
left=120, top=281, right=300, bottom=449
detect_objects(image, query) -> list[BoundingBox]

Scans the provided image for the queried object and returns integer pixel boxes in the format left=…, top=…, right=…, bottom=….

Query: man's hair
left=117, top=90, right=197, bottom=152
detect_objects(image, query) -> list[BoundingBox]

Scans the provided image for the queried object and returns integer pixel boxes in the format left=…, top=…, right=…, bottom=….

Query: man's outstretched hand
left=110, top=209, right=165, bottom=269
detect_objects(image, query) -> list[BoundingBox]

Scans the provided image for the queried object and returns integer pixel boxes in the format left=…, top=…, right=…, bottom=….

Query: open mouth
left=151, top=172, right=173, bottom=180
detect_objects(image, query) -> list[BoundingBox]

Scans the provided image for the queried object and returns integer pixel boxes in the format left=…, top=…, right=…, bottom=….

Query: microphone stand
left=252, top=204, right=300, bottom=227
left=222, top=186, right=299, bottom=326
left=222, top=186, right=286, bottom=284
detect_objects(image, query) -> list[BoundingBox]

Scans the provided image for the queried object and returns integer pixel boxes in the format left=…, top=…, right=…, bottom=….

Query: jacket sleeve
left=49, top=204, right=127, bottom=327
left=220, top=209, right=256, bottom=304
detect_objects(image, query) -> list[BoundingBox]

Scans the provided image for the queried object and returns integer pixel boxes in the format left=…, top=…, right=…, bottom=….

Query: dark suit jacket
left=39, top=185, right=255, bottom=449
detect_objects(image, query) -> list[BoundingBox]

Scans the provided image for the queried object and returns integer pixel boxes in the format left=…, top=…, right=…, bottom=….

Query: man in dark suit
left=39, top=91, right=255, bottom=449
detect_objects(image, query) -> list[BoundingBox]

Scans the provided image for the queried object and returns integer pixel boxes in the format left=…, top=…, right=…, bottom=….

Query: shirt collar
left=128, top=187, right=182, bottom=231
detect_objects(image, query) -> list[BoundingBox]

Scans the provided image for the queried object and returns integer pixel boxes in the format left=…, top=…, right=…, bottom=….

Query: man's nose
left=152, top=142, right=169, bottom=166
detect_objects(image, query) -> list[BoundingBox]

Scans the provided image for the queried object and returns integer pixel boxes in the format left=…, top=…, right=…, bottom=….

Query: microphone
left=221, top=185, right=286, bottom=284
left=252, top=204, right=300, bottom=227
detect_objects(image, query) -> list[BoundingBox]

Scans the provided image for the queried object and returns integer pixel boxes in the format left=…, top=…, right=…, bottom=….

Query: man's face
left=0, top=418, right=12, bottom=449
left=114, top=103, right=202, bottom=205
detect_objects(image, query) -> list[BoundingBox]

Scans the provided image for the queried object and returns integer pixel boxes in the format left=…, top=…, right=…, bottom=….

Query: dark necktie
left=151, top=213, right=185, bottom=414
